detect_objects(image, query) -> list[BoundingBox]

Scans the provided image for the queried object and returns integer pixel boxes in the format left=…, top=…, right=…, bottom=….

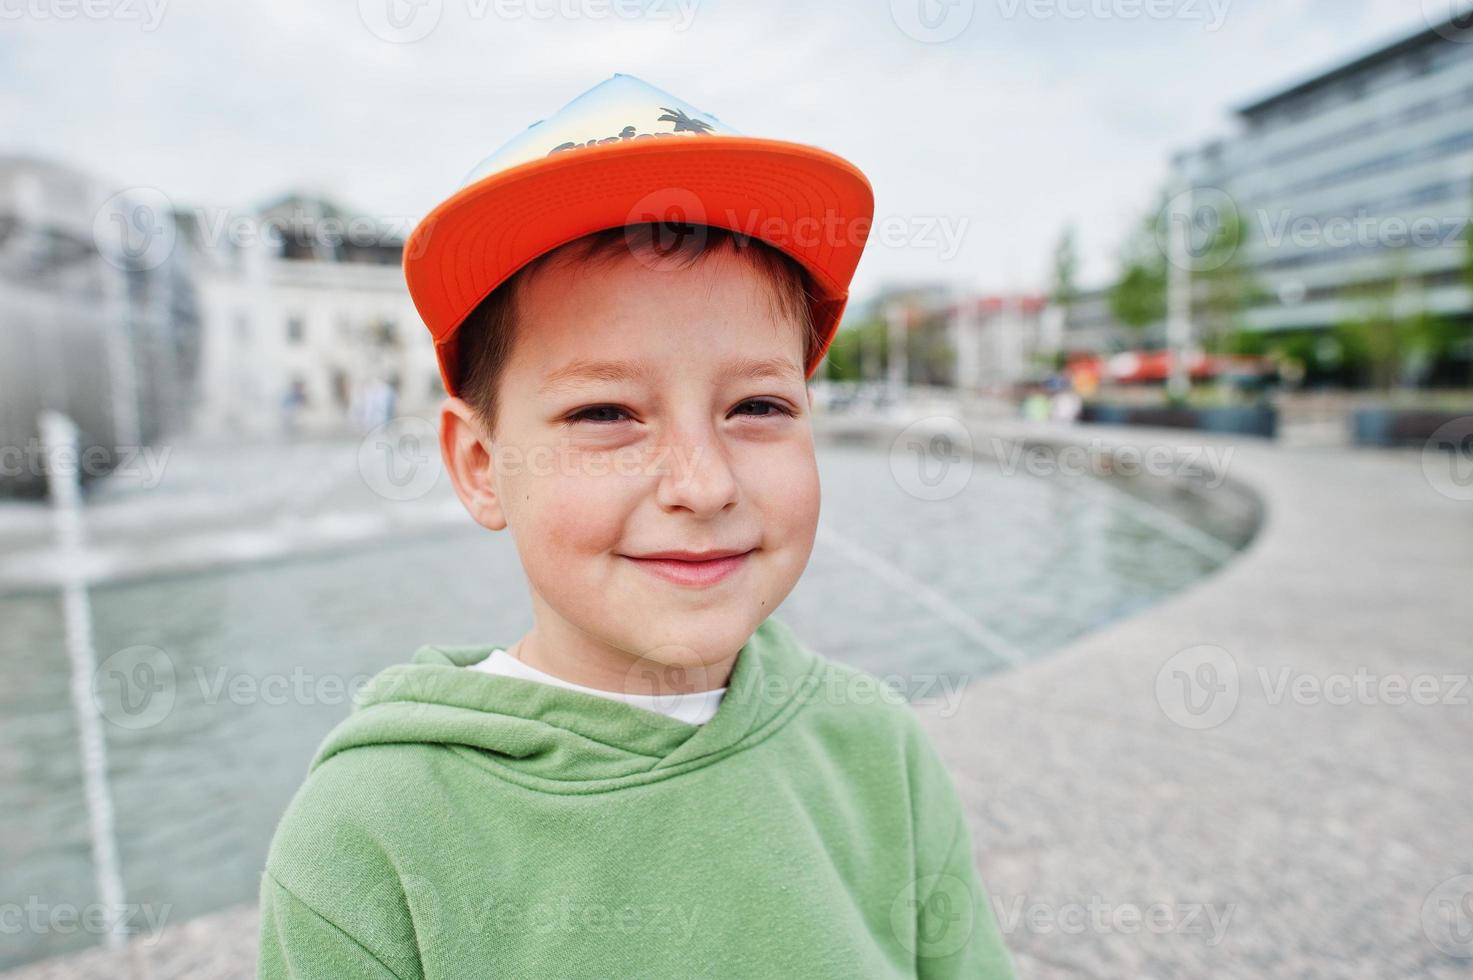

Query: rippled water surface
left=0, top=439, right=1241, bottom=968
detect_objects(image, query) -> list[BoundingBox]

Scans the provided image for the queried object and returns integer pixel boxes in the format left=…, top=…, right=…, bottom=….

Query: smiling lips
left=623, top=548, right=754, bottom=587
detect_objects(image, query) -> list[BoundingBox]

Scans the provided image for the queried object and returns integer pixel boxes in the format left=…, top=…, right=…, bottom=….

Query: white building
left=947, top=295, right=1052, bottom=393
left=188, top=195, right=442, bottom=438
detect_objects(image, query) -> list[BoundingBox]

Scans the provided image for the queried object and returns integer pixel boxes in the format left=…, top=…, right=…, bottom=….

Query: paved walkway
left=7, top=412, right=1470, bottom=979
left=911, top=414, right=1473, bottom=979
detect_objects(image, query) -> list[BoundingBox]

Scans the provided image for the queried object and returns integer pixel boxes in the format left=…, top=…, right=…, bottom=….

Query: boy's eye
left=567, top=405, right=630, bottom=425
left=733, top=399, right=796, bottom=419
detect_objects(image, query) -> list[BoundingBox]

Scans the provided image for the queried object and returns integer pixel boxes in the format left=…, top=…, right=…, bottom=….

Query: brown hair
left=452, top=222, right=822, bottom=438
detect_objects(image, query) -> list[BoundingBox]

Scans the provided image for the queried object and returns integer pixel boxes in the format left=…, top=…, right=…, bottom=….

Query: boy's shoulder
left=791, top=644, right=960, bottom=762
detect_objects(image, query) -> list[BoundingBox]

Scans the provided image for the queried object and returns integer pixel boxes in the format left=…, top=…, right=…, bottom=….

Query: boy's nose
left=653, top=422, right=739, bottom=517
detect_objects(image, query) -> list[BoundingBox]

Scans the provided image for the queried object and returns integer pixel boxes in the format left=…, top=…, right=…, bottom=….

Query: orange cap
left=403, top=73, right=874, bottom=396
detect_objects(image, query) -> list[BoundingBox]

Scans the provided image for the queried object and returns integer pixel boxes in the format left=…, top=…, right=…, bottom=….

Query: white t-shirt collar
left=468, top=648, right=726, bottom=726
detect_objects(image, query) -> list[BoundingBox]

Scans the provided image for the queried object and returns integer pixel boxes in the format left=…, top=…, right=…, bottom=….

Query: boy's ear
left=439, top=396, right=508, bottom=531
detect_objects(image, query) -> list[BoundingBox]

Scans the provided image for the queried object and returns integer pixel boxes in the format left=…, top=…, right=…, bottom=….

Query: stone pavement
left=909, top=415, right=1473, bottom=979
left=7, top=412, right=1470, bottom=979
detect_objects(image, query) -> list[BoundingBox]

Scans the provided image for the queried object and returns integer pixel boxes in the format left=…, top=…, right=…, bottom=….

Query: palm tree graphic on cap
left=657, top=107, right=714, bottom=134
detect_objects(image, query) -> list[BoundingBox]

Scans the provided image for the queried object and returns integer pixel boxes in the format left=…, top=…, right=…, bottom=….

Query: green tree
left=820, top=316, right=887, bottom=383
left=1110, top=198, right=1168, bottom=333
left=1051, top=225, right=1080, bottom=325
left=1466, top=174, right=1473, bottom=292
left=1193, top=205, right=1265, bottom=353
left=1333, top=246, right=1419, bottom=391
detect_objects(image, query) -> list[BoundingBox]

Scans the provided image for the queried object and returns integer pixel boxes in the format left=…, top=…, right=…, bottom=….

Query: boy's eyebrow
left=538, top=355, right=803, bottom=394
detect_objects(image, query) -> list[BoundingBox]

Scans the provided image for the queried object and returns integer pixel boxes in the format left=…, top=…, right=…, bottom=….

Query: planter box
left=1351, top=408, right=1473, bottom=447
left=1081, top=403, right=1278, bottom=439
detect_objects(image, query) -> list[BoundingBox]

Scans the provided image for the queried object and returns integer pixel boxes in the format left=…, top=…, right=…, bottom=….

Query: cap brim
left=403, top=136, right=874, bottom=396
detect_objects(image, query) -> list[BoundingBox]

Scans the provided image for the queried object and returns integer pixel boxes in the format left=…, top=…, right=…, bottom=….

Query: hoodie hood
left=310, top=617, right=822, bottom=792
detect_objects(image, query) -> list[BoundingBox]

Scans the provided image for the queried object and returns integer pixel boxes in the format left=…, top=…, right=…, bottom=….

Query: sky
left=0, top=0, right=1464, bottom=304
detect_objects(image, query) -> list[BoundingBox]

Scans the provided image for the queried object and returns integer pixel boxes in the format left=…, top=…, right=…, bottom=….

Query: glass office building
left=1174, top=15, right=1473, bottom=336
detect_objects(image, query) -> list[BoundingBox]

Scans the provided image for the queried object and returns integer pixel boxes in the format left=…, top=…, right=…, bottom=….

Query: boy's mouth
left=620, top=548, right=756, bottom=588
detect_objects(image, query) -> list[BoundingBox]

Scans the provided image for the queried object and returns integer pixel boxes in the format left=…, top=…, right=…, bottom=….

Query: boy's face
left=441, top=244, right=819, bottom=688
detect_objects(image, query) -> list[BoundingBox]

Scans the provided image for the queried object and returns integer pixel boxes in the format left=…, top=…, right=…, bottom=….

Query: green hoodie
left=257, top=617, right=1015, bottom=979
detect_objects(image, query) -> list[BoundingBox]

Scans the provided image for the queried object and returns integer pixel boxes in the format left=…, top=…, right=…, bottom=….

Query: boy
left=257, top=74, right=1015, bottom=979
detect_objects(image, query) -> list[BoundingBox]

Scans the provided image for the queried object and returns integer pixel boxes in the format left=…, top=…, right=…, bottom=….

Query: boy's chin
left=611, top=615, right=763, bottom=686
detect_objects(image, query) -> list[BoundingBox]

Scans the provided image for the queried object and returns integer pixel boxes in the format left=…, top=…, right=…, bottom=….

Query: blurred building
left=188, top=195, right=441, bottom=437
left=947, top=294, right=1052, bottom=393
left=1174, top=14, right=1473, bottom=335
left=0, top=156, right=198, bottom=496
left=858, top=287, right=1055, bottom=392
left=1053, top=285, right=1142, bottom=356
